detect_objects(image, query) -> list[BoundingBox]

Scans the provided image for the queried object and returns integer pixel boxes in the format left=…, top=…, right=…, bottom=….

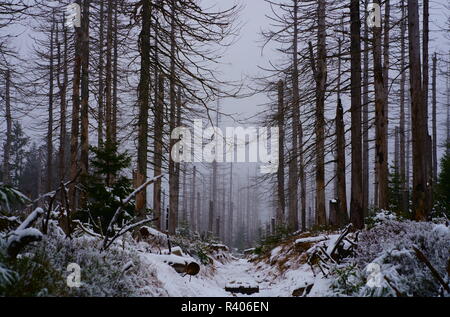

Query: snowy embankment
left=1, top=210, right=449, bottom=297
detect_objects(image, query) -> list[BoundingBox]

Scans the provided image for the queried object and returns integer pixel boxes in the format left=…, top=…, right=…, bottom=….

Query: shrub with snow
left=331, top=218, right=450, bottom=297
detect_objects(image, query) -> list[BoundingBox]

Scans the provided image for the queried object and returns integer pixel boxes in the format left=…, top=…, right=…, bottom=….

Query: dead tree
left=80, top=0, right=90, bottom=207
left=2, top=69, right=12, bottom=185
left=136, top=0, right=151, bottom=219
left=350, top=0, right=364, bottom=228
left=276, top=80, right=285, bottom=226
left=408, top=0, right=429, bottom=220
left=373, top=0, right=388, bottom=210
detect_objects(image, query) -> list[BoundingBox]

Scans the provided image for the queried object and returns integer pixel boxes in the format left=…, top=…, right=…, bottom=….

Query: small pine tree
left=388, top=165, right=402, bottom=215
left=435, top=144, right=450, bottom=217
left=79, top=141, right=135, bottom=235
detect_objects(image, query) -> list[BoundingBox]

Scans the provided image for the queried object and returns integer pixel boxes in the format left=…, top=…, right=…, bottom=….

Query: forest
left=0, top=0, right=449, bottom=298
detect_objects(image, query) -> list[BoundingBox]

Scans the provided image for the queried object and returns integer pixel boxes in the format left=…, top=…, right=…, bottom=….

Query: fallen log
left=225, top=281, right=259, bottom=295
left=292, top=283, right=313, bottom=297
left=159, top=254, right=200, bottom=276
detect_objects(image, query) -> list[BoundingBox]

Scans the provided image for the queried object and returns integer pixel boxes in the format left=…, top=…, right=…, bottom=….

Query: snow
left=295, top=236, right=328, bottom=245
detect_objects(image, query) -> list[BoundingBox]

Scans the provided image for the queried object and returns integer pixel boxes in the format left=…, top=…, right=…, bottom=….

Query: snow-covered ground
left=141, top=250, right=329, bottom=297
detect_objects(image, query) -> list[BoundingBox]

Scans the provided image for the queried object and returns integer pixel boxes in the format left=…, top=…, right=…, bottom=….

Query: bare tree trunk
left=395, top=126, right=400, bottom=170
left=408, top=0, right=429, bottom=220
left=105, top=0, right=113, bottom=143
left=47, top=19, right=55, bottom=193
left=2, top=69, right=12, bottom=185
left=181, top=165, right=187, bottom=223
left=112, top=0, right=118, bottom=143
left=399, top=0, right=408, bottom=213
left=168, top=0, right=178, bottom=234
left=383, top=0, right=390, bottom=159
left=423, top=0, right=433, bottom=211
left=362, top=0, right=370, bottom=214
left=190, top=166, right=196, bottom=231
left=315, top=0, right=327, bottom=227
left=289, top=0, right=300, bottom=232
left=228, top=163, right=233, bottom=244
left=97, top=0, right=104, bottom=146
left=80, top=0, right=90, bottom=207
left=432, top=53, right=437, bottom=183
left=336, top=101, right=349, bottom=227
left=276, top=80, right=285, bottom=226
left=173, top=89, right=182, bottom=230
left=350, top=0, right=364, bottom=228
left=373, top=0, right=388, bottom=210
left=57, top=20, right=68, bottom=185
left=153, top=74, right=164, bottom=230
left=136, top=0, right=151, bottom=218
left=69, top=0, right=82, bottom=212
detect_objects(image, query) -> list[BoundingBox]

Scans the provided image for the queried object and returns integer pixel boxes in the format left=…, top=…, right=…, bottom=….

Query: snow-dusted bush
left=0, top=225, right=163, bottom=296
left=331, top=218, right=450, bottom=297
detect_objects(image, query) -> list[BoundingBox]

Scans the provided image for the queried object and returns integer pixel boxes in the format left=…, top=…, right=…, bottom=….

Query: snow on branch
left=105, top=174, right=164, bottom=236
left=6, top=207, right=45, bottom=258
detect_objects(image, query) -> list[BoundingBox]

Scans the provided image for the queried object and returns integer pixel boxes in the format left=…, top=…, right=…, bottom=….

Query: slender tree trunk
left=408, top=0, right=428, bottom=220
left=399, top=0, right=408, bottom=213
left=97, top=0, right=104, bottom=146
left=173, top=89, right=182, bottom=230
left=362, top=0, right=370, bottom=214
left=432, top=53, right=437, bottom=182
left=112, top=0, right=118, bottom=143
left=2, top=69, right=12, bottom=185
left=336, top=99, right=349, bottom=227
left=423, top=0, right=433, bottom=211
left=289, top=0, right=300, bottom=232
left=383, top=0, right=390, bottom=159
left=80, top=0, right=90, bottom=207
left=69, top=0, right=82, bottom=212
left=350, top=0, right=364, bottom=228
left=315, top=0, right=327, bottom=227
left=373, top=0, right=388, bottom=210
left=168, top=0, right=178, bottom=234
left=276, top=80, right=285, bottom=227
left=228, top=163, right=233, bottom=244
left=47, top=20, right=55, bottom=193
left=105, top=0, right=113, bottom=143
left=190, top=166, right=196, bottom=231
left=136, top=0, right=151, bottom=218
left=57, top=20, right=68, bottom=185
left=153, top=74, right=164, bottom=230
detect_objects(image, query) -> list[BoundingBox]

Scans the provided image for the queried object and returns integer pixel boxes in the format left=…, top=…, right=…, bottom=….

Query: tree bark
left=136, top=0, right=151, bottom=218
left=190, top=166, right=196, bottom=231
left=432, top=53, right=437, bottom=183
left=408, top=0, right=429, bottom=220
left=362, top=0, right=370, bottom=215
left=153, top=74, right=164, bottom=230
left=336, top=100, right=349, bottom=227
left=315, top=0, right=327, bottom=227
left=276, top=80, right=285, bottom=227
left=288, top=0, right=300, bottom=232
left=168, top=0, right=177, bottom=234
left=69, top=0, right=82, bottom=212
left=47, top=19, right=54, bottom=193
left=373, top=0, right=388, bottom=210
left=350, top=0, right=364, bottom=229
left=80, top=0, right=90, bottom=207
left=399, top=0, right=408, bottom=213
left=2, top=69, right=12, bottom=185
left=97, top=0, right=104, bottom=146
